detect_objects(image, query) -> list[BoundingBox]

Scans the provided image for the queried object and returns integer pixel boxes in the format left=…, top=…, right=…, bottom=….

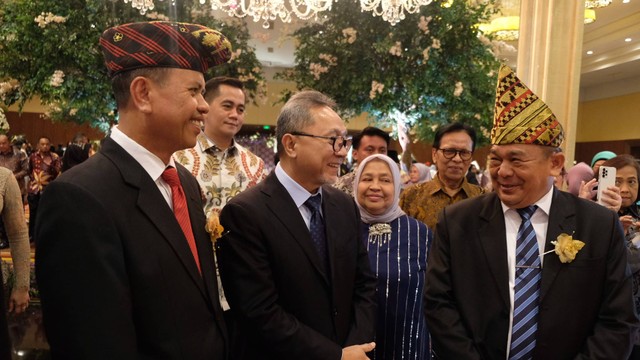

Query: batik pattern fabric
left=621, top=204, right=640, bottom=345
left=361, top=215, right=431, bottom=360
left=333, top=163, right=358, bottom=197
left=28, top=152, right=61, bottom=195
left=399, top=176, right=484, bottom=230
left=174, top=133, right=268, bottom=217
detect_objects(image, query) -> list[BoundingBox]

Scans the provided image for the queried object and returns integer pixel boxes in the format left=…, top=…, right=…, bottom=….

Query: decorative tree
left=276, top=0, right=503, bottom=144
left=0, top=0, right=265, bottom=131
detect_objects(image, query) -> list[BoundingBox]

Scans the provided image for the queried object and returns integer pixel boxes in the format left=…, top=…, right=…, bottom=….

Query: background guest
left=566, top=162, right=593, bottom=196
left=354, top=154, right=431, bottom=360
left=601, top=154, right=640, bottom=359
left=27, top=136, right=61, bottom=242
left=0, top=167, right=30, bottom=359
left=61, top=132, right=90, bottom=172
left=334, top=126, right=389, bottom=197
left=400, top=122, right=483, bottom=229
left=404, top=162, right=432, bottom=188
left=591, top=150, right=617, bottom=176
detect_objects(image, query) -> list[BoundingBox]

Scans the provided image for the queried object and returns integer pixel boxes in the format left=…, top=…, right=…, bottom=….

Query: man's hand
left=342, top=342, right=375, bottom=360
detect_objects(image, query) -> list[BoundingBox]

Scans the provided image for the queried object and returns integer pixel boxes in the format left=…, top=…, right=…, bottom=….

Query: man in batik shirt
left=28, top=136, right=61, bottom=241
left=174, top=76, right=268, bottom=312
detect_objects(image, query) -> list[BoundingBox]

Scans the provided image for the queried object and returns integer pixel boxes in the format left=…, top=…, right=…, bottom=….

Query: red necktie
left=162, top=167, right=201, bottom=274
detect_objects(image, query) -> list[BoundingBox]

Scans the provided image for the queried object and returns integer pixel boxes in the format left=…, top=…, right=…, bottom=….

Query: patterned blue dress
left=361, top=215, right=431, bottom=360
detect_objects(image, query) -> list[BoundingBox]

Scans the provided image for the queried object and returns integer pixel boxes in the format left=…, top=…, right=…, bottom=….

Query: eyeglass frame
left=436, top=148, right=473, bottom=161
left=289, top=131, right=353, bottom=153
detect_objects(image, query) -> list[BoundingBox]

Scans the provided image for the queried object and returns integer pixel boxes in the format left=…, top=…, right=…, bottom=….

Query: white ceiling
left=238, top=0, right=640, bottom=102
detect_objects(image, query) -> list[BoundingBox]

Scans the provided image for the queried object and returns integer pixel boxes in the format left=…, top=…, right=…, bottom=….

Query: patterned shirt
left=28, top=151, right=61, bottom=195
left=174, top=133, right=268, bottom=216
left=399, top=175, right=484, bottom=229
left=333, top=163, right=359, bottom=197
left=0, top=148, right=28, bottom=193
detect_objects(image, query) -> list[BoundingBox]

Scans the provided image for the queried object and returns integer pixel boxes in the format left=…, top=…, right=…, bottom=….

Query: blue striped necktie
left=509, top=205, right=540, bottom=360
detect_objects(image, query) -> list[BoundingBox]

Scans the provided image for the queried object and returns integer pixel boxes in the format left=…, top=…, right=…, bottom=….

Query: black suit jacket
left=218, top=172, right=377, bottom=360
left=425, top=189, right=637, bottom=360
left=35, top=137, right=227, bottom=359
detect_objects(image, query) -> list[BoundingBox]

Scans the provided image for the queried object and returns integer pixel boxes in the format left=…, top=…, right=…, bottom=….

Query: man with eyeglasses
left=333, top=126, right=390, bottom=197
left=400, top=122, right=484, bottom=229
left=218, top=90, right=377, bottom=360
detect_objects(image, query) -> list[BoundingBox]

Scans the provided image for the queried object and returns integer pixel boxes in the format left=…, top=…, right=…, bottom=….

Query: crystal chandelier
left=123, top=0, right=156, bottom=14
left=122, top=0, right=332, bottom=28
left=585, top=0, right=612, bottom=9
left=202, top=0, right=333, bottom=28
left=359, top=0, right=434, bottom=26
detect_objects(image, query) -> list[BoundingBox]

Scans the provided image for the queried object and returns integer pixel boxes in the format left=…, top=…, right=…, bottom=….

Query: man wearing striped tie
left=425, top=65, right=637, bottom=359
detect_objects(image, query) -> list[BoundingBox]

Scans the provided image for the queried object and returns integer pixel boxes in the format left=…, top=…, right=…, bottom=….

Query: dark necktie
left=304, top=194, right=328, bottom=268
left=510, top=205, right=540, bottom=359
left=162, top=167, right=201, bottom=274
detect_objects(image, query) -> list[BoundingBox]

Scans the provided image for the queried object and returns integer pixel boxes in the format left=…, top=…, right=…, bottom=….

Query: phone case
left=597, top=166, right=617, bottom=205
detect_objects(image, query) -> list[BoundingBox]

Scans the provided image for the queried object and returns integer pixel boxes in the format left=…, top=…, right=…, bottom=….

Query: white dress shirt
left=274, top=163, right=323, bottom=230
left=502, top=186, right=554, bottom=359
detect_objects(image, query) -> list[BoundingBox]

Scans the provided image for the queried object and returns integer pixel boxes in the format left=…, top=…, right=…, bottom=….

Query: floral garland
left=0, top=108, right=9, bottom=135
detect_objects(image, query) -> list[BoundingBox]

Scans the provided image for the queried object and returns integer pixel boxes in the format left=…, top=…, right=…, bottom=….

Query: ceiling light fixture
left=586, top=50, right=594, bottom=55
left=585, top=0, right=612, bottom=9
left=625, top=37, right=632, bottom=42
left=359, top=0, right=433, bottom=26
left=584, top=9, right=596, bottom=24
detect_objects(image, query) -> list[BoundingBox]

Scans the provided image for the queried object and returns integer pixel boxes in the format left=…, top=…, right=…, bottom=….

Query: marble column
left=517, top=0, right=585, bottom=165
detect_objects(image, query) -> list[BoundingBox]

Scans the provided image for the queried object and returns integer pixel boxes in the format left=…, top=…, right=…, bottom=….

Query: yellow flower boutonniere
left=550, top=233, right=585, bottom=263
left=205, top=210, right=224, bottom=245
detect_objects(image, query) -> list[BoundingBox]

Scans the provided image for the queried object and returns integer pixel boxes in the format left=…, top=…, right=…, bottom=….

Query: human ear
left=281, top=134, right=297, bottom=159
left=549, top=151, right=566, bottom=177
left=129, top=76, right=153, bottom=113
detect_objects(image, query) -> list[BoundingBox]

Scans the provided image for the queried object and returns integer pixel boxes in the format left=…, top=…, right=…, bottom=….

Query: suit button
left=333, top=309, right=338, bottom=316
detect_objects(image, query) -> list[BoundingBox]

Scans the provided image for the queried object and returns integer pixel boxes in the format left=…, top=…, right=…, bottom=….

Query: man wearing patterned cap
left=35, top=21, right=232, bottom=359
left=425, top=64, right=637, bottom=359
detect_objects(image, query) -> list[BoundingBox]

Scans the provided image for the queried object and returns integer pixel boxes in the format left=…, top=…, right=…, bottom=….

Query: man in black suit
left=425, top=65, right=638, bottom=359
left=218, top=90, right=377, bottom=360
left=35, top=21, right=233, bottom=359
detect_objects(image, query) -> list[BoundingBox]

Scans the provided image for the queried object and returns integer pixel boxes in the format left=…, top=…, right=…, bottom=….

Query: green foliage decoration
left=0, top=0, right=265, bottom=131
left=276, top=0, right=502, bottom=144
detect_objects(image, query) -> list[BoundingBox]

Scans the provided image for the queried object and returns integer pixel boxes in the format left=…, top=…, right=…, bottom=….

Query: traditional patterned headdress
left=99, top=21, right=232, bottom=78
left=491, top=65, right=564, bottom=147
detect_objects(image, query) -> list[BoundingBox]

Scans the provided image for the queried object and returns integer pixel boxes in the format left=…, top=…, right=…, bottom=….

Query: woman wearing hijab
left=354, top=154, right=432, bottom=360
left=406, top=163, right=432, bottom=189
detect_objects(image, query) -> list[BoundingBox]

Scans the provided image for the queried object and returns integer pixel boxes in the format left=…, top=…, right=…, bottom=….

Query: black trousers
left=27, top=193, right=41, bottom=241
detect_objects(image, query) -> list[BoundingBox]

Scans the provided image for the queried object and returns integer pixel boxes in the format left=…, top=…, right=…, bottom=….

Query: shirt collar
left=274, top=162, right=323, bottom=209
left=198, top=132, right=237, bottom=154
left=500, top=185, right=554, bottom=216
left=428, top=174, right=476, bottom=196
left=110, top=125, right=175, bottom=182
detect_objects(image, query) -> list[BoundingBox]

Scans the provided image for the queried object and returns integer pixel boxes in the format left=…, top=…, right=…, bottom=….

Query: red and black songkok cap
left=99, top=21, right=232, bottom=78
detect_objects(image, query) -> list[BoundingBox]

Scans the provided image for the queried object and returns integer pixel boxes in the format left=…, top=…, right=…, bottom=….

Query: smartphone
left=597, top=166, right=617, bottom=205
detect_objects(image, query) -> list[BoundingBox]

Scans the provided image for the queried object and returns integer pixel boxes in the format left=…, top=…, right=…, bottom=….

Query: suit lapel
left=478, top=193, right=510, bottom=308
left=262, top=174, right=330, bottom=285
left=540, top=189, right=576, bottom=301
left=101, top=138, right=208, bottom=299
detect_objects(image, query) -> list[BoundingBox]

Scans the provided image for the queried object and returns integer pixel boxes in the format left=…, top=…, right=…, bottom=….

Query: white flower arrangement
left=50, top=70, right=65, bottom=87
left=0, top=108, right=10, bottom=135
left=34, top=12, right=67, bottom=28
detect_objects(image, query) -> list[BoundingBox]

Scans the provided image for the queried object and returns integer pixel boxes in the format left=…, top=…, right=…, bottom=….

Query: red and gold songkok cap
left=491, top=64, right=564, bottom=147
left=99, top=21, right=232, bottom=78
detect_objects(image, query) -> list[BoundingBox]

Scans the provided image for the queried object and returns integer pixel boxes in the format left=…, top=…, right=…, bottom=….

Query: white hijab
left=353, top=154, right=406, bottom=224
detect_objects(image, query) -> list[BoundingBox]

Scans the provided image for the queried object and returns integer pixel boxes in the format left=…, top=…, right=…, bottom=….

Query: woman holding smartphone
left=602, top=154, right=640, bottom=359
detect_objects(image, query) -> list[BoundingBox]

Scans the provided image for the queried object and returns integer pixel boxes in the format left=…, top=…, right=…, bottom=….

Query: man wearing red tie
left=35, top=21, right=233, bottom=359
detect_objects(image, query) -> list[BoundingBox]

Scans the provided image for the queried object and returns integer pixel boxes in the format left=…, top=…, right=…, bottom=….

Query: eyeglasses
left=290, top=131, right=353, bottom=153
left=437, top=148, right=473, bottom=161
